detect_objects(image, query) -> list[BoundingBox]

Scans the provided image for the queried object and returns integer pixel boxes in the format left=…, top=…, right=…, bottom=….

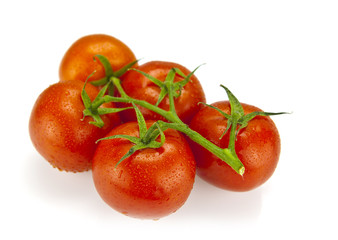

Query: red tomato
left=29, top=80, right=121, bottom=172
left=189, top=101, right=281, bottom=191
left=92, top=121, right=196, bottom=219
left=59, top=34, right=137, bottom=82
left=118, top=61, right=206, bottom=124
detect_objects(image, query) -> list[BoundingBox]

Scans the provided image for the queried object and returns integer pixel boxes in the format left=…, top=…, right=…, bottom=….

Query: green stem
left=158, top=121, right=245, bottom=175
left=103, top=95, right=180, bottom=123
left=142, top=122, right=161, bottom=143
left=111, top=76, right=128, bottom=98
left=228, top=120, right=238, bottom=151
left=167, top=83, right=179, bottom=118
left=91, top=98, right=106, bottom=110
left=106, top=77, right=181, bottom=123
left=102, top=78, right=245, bottom=175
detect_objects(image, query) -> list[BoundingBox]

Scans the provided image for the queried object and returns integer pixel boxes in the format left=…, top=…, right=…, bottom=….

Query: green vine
left=81, top=56, right=287, bottom=175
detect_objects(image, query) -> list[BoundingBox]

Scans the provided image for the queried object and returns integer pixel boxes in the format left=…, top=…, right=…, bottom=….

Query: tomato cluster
left=29, top=34, right=283, bottom=219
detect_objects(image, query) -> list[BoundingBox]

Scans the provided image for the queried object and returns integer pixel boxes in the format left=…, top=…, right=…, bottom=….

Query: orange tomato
left=59, top=34, right=137, bottom=82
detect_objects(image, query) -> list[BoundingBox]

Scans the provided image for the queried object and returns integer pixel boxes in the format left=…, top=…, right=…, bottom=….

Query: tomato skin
left=59, top=34, right=137, bottom=82
left=118, top=61, right=206, bottom=124
left=189, top=101, right=281, bottom=192
left=29, top=80, right=121, bottom=172
left=92, top=121, right=196, bottom=219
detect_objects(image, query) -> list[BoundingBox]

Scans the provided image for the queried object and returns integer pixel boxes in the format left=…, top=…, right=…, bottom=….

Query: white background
left=1, top=0, right=337, bottom=239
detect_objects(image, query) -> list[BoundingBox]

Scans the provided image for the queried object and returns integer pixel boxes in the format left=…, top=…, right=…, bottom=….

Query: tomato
left=189, top=101, right=281, bottom=192
left=59, top=34, right=137, bottom=82
left=118, top=61, right=206, bottom=124
left=29, top=80, right=121, bottom=172
left=92, top=121, right=196, bottom=219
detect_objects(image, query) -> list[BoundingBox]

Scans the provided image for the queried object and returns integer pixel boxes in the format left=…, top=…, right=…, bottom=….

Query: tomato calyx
left=90, top=54, right=139, bottom=95
left=81, top=74, right=132, bottom=128
left=200, top=85, right=288, bottom=163
left=130, top=64, right=203, bottom=107
left=97, top=104, right=166, bottom=167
